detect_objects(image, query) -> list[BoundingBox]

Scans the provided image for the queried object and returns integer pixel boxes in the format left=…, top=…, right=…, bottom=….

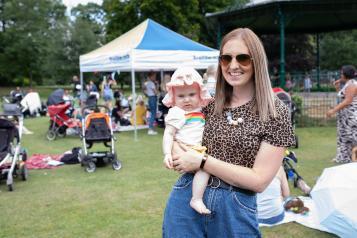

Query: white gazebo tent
left=79, top=18, right=219, bottom=139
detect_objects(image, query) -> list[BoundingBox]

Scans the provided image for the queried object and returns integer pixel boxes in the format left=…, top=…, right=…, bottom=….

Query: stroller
left=0, top=103, right=28, bottom=191
left=80, top=104, right=121, bottom=173
left=3, top=91, right=46, bottom=118
left=283, top=150, right=311, bottom=195
left=46, top=89, right=81, bottom=141
left=47, top=103, right=81, bottom=140
left=273, top=87, right=299, bottom=148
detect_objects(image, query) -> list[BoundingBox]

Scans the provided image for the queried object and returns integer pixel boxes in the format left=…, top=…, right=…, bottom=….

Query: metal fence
left=292, top=92, right=337, bottom=127
left=287, top=70, right=340, bottom=93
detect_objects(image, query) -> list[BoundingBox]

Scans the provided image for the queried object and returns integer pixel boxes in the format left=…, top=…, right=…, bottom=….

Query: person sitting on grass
left=257, top=166, right=290, bottom=225
left=162, top=66, right=212, bottom=214
left=130, top=95, right=147, bottom=126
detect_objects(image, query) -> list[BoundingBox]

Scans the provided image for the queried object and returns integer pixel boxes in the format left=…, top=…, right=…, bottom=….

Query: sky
left=62, top=0, right=103, bottom=10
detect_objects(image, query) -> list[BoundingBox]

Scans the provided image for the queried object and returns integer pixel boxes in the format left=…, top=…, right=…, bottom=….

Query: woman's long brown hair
left=214, top=28, right=277, bottom=121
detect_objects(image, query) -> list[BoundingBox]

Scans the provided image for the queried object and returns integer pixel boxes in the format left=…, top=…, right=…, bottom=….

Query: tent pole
left=160, top=70, right=164, bottom=85
left=80, top=71, right=84, bottom=108
left=131, top=68, right=137, bottom=141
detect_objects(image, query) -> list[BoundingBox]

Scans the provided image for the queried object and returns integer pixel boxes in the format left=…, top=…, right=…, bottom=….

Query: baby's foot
left=190, top=198, right=211, bottom=214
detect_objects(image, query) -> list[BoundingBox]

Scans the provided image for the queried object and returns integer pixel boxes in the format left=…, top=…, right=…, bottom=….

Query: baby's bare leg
left=191, top=170, right=211, bottom=214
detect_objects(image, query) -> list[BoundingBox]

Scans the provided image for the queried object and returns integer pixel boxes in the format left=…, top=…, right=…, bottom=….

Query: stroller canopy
left=47, top=89, right=65, bottom=106
left=0, top=118, right=18, bottom=152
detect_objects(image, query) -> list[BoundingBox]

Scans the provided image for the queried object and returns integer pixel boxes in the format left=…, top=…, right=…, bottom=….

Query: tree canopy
left=0, top=0, right=355, bottom=86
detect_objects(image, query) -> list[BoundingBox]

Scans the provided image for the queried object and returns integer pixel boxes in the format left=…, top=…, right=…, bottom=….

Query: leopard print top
left=202, top=97, right=295, bottom=168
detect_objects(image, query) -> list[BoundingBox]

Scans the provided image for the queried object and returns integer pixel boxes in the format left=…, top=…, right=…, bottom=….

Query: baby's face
left=173, top=84, right=200, bottom=111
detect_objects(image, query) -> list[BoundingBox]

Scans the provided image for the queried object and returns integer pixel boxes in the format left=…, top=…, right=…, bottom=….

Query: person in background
left=144, top=71, right=158, bottom=135
left=204, top=64, right=218, bottom=96
left=157, top=73, right=171, bottom=127
left=162, top=28, right=295, bottom=237
left=327, top=65, right=357, bottom=163
left=257, top=166, right=290, bottom=225
left=303, top=73, right=312, bottom=93
left=101, top=74, right=116, bottom=110
left=112, top=100, right=131, bottom=127
left=72, top=75, right=81, bottom=99
left=285, top=72, right=293, bottom=93
left=130, top=95, right=147, bottom=126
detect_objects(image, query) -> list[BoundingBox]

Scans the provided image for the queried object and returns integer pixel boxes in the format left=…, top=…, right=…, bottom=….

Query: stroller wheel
left=57, top=129, right=66, bottom=138
left=20, top=163, right=29, bottom=181
left=112, top=160, right=122, bottom=171
left=85, top=161, right=96, bottom=173
left=112, top=153, right=122, bottom=171
left=46, top=130, right=56, bottom=141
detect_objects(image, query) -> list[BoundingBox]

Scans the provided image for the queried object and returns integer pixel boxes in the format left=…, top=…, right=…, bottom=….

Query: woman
left=162, top=28, right=295, bottom=237
left=101, top=75, right=116, bottom=110
left=327, top=65, right=357, bottom=163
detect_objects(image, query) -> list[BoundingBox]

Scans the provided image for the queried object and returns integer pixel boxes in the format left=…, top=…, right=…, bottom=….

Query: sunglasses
left=219, top=54, right=252, bottom=67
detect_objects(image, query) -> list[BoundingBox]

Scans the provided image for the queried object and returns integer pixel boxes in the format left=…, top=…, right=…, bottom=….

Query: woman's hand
left=326, top=108, right=335, bottom=118
left=172, top=149, right=203, bottom=174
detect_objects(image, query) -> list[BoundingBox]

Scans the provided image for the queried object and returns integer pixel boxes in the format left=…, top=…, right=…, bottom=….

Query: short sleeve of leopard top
left=202, top=98, right=295, bottom=168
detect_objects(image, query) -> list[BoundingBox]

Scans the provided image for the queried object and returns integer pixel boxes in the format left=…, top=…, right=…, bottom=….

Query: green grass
left=0, top=117, right=337, bottom=237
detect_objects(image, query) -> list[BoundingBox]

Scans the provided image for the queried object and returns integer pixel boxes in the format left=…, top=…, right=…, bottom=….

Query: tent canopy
left=80, top=19, right=219, bottom=73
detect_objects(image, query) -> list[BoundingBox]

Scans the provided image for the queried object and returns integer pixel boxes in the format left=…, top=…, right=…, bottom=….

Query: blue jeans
left=148, top=96, right=157, bottom=129
left=163, top=173, right=261, bottom=238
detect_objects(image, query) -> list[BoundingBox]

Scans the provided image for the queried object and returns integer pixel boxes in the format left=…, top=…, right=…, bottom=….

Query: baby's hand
left=163, top=154, right=173, bottom=169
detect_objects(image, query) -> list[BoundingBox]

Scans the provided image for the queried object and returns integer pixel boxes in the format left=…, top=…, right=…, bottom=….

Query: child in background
left=162, top=67, right=212, bottom=214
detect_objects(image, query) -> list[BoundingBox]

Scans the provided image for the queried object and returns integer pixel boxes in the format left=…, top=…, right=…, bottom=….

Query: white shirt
left=165, top=106, right=205, bottom=146
left=145, top=80, right=156, bottom=96
left=257, top=177, right=284, bottom=219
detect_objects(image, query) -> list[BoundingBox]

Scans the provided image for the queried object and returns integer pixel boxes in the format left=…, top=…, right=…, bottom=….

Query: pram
left=47, top=103, right=81, bottom=140
left=273, top=87, right=299, bottom=148
left=3, top=91, right=46, bottom=117
left=80, top=105, right=121, bottom=173
left=283, top=150, right=311, bottom=195
left=0, top=103, right=28, bottom=191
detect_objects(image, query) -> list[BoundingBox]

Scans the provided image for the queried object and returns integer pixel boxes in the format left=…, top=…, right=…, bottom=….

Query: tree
left=0, top=0, right=67, bottom=86
left=320, top=30, right=357, bottom=70
left=261, top=34, right=315, bottom=72
left=102, top=0, right=243, bottom=47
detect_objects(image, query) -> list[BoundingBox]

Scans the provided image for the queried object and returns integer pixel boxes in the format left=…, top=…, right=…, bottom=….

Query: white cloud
left=63, top=0, right=103, bottom=9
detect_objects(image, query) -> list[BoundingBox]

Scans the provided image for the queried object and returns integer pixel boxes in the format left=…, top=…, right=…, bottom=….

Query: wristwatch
left=200, top=154, right=209, bottom=169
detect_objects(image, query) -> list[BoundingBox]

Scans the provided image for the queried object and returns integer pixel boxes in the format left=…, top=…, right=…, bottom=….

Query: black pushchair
left=80, top=105, right=121, bottom=173
left=0, top=103, right=28, bottom=191
left=283, top=150, right=311, bottom=195
left=273, top=87, right=299, bottom=148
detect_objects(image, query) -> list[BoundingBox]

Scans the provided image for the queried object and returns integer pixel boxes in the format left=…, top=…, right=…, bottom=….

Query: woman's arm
left=327, top=84, right=357, bottom=117
left=163, top=125, right=177, bottom=169
left=173, top=141, right=285, bottom=193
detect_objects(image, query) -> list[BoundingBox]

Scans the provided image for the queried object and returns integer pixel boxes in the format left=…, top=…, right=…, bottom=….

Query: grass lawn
left=0, top=116, right=338, bottom=238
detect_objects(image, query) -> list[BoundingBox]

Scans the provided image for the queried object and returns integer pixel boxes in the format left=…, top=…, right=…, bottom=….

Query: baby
left=162, top=67, right=212, bottom=214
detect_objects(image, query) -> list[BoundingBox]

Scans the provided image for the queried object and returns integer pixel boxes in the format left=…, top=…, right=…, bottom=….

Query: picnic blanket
left=260, top=197, right=332, bottom=235
left=26, top=154, right=63, bottom=169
